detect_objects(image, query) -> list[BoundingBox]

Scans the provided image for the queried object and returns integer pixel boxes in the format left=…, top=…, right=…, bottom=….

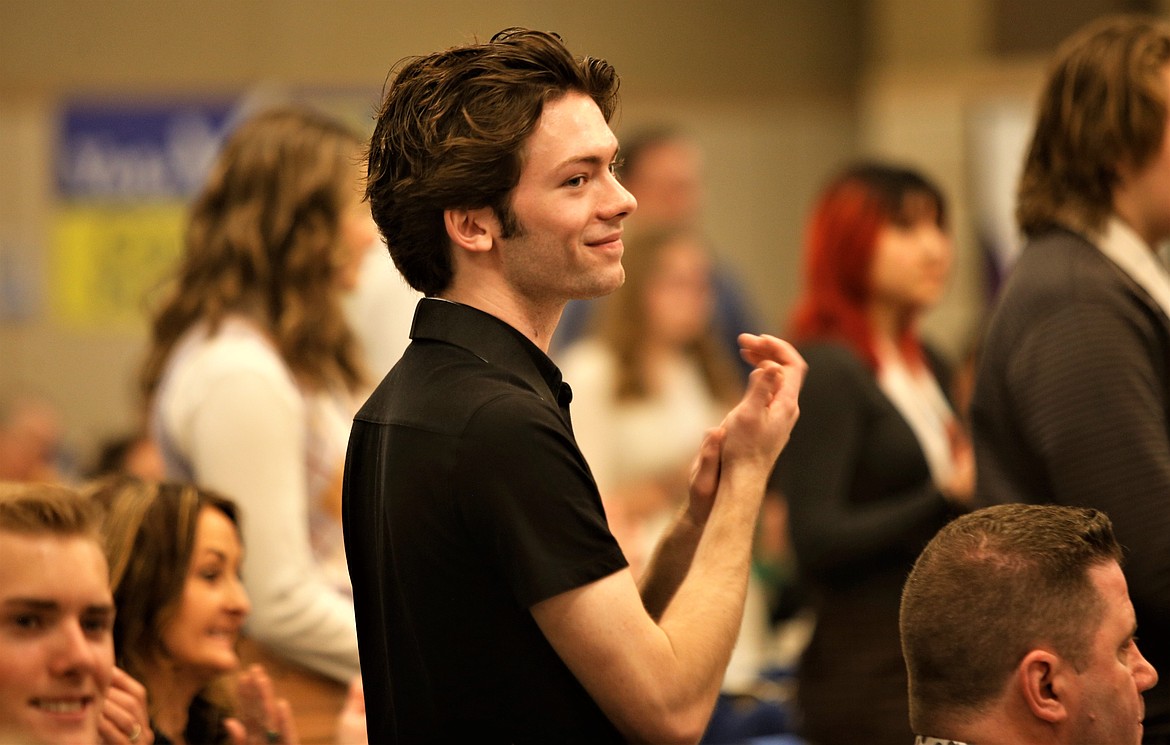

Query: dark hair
left=141, top=107, right=367, bottom=403
left=900, top=503, right=1122, bottom=733
left=788, top=162, right=946, bottom=369
left=366, top=27, right=621, bottom=296
left=1018, top=14, right=1170, bottom=238
left=85, top=476, right=242, bottom=742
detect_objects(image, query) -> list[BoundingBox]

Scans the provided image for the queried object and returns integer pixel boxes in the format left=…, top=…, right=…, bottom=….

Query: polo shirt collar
left=409, top=298, right=569, bottom=406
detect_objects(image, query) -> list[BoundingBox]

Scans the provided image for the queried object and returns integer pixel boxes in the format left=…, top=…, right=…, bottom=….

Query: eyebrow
left=2, top=599, right=60, bottom=611
left=555, top=153, right=612, bottom=172
left=3, top=598, right=115, bottom=614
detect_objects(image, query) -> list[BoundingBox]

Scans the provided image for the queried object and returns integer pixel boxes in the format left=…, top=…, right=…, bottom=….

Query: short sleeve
left=454, top=392, right=628, bottom=608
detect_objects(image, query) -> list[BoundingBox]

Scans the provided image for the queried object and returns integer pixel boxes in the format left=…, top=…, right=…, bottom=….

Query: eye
left=564, top=175, right=586, bottom=188
left=81, top=614, right=113, bottom=636
left=1119, top=636, right=1139, bottom=660
left=609, top=158, right=623, bottom=176
left=12, top=613, right=43, bottom=631
left=196, top=561, right=226, bottom=583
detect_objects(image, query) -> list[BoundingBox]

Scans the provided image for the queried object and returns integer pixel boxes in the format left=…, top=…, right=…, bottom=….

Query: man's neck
left=438, top=285, right=563, bottom=353
left=1112, top=193, right=1164, bottom=250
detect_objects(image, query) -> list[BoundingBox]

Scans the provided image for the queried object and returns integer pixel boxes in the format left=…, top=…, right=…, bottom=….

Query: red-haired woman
left=769, top=163, right=973, bottom=745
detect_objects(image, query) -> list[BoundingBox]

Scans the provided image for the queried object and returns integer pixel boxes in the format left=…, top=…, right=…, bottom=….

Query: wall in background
left=1, top=0, right=1161, bottom=463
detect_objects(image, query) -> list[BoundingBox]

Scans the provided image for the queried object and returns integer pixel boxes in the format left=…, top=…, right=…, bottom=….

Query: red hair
left=789, top=163, right=946, bottom=370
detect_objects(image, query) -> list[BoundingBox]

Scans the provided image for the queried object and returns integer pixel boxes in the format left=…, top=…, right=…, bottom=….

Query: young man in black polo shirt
left=343, top=27, right=806, bottom=743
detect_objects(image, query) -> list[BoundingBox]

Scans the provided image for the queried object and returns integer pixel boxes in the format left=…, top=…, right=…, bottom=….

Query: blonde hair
left=0, top=481, right=101, bottom=540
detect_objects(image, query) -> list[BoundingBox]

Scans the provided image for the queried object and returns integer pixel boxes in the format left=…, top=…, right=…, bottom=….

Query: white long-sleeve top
left=152, top=316, right=360, bottom=682
left=557, top=338, right=769, bottom=693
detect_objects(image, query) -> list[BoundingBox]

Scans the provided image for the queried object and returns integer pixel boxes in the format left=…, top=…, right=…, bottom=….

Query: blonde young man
left=0, top=483, right=149, bottom=745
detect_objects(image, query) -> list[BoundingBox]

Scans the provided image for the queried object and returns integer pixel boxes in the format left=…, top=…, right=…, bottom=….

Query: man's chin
left=579, top=271, right=625, bottom=300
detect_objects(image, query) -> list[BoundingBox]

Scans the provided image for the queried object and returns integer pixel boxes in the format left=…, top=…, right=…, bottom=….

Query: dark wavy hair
left=141, top=107, right=367, bottom=403
left=788, top=162, right=947, bottom=370
left=366, top=27, right=621, bottom=296
left=1018, top=14, right=1170, bottom=238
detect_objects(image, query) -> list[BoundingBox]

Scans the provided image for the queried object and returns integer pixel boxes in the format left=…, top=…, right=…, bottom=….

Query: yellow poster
left=50, top=203, right=185, bottom=328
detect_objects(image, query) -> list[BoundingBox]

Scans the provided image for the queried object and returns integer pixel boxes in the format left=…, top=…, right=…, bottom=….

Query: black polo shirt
left=342, top=298, right=628, bottom=744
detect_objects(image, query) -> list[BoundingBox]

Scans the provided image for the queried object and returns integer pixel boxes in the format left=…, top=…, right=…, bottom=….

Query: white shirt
left=152, top=316, right=360, bottom=682
left=1095, top=215, right=1170, bottom=321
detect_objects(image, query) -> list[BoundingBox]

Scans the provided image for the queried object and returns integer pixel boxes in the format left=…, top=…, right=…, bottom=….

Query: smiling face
left=493, top=90, right=637, bottom=310
left=1068, top=562, right=1158, bottom=745
left=0, top=532, right=114, bottom=745
left=158, top=507, right=249, bottom=687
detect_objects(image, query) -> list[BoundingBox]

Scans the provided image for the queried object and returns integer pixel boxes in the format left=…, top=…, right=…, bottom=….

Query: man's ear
left=1017, top=649, right=1071, bottom=724
left=444, top=206, right=497, bottom=254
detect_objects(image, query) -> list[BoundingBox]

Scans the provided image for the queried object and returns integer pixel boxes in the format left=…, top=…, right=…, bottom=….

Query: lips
left=207, top=625, right=241, bottom=641
left=31, top=696, right=93, bottom=715
left=586, top=232, right=623, bottom=247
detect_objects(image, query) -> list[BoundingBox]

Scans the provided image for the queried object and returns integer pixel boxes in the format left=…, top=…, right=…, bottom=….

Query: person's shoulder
left=799, top=340, right=868, bottom=374
left=196, top=319, right=289, bottom=379
left=358, top=340, right=553, bottom=427
left=793, top=340, right=874, bottom=399
left=161, top=319, right=299, bottom=411
left=1013, top=230, right=1121, bottom=292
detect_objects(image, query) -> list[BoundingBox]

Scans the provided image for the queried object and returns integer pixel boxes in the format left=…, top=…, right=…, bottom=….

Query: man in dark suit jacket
left=970, top=14, right=1170, bottom=742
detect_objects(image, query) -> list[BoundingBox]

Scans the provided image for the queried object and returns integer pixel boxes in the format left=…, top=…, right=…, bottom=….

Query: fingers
left=738, top=333, right=806, bottom=371
left=689, top=426, right=725, bottom=503
left=744, top=362, right=784, bottom=409
left=98, top=714, right=148, bottom=745
left=346, top=674, right=366, bottom=714
left=224, top=718, right=247, bottom=745
left=336, top=674, right=367, bottom=745
left=238, top=663, right=278, bottom=726
left=100, top=667, right=152, bottom=745
left=274, top=697, right=299, bottom=745
left=234, top=664, right=297, bottom=744
left=739, top=334, right=807, bottom=412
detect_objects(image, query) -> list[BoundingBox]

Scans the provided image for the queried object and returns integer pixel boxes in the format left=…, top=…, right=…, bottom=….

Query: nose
left=1134, top=643, right=1159, bottom=692
left=228, top=574, right=252, bottom=618
left=49, top=619, right=108, bottom=680
left=604, top=171, right=637, bottom=221
left=920, top=225, right=950, bottom=257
